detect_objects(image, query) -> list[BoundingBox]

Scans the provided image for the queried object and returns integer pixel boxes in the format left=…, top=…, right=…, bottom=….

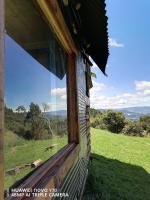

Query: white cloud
left=90, top=81, right=150, bottom=109
left=47, top=87, right=67, bottom=111
left=135, top=81, right=150, bottom=91
left=90, top=81, right=106, bottom=98
left=61, top=94, right=67, bottom=100
left=51, top=87, right=67, bottom=100
left=90, top=93, right=150, bottom=109
left=49, top=81, right=150, bottom=110
left=92, top=81, right=106, bottom=91
left=135, top=81, right=150, bottom=97
left=109, top=38, right=124, bottom=48
left=144, top=90, right=150, bottom=95
left=51, top=88, right=66, bottom=96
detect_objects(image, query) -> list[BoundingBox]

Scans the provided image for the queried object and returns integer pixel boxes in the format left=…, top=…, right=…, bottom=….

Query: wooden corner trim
left=36, top=0, right=77, bottom=55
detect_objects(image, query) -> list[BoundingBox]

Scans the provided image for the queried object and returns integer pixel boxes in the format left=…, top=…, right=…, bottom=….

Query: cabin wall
left=76, top=54, right=91, bottom=198
left=77, top=55, right=90, bottom=160
left=54, top=54, right=90, bottom=200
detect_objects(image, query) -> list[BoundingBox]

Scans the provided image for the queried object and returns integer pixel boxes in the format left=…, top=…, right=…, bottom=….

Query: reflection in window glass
left=4, top=33, right=68, bottom=189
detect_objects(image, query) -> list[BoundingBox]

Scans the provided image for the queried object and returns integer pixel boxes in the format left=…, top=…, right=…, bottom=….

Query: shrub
left=102, top=110, right=126, bottom=133
left=139, top=115, right=150, bottom=134
left=5, top=130, right=26, bottom=148
left=122, top=121, right=144, bottom=137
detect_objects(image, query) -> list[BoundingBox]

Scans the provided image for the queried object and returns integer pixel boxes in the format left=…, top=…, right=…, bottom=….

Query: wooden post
left=67, top=54, right=79, bottom=144
left=0, top=0, right=4, bottom=199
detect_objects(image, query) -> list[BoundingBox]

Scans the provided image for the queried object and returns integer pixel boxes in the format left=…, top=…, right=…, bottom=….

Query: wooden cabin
left=0, top=0, right=108, bottom=199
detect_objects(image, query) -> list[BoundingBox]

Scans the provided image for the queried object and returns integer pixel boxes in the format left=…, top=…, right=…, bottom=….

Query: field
left=84, top=128, right=150, bottom=200
left=5, top=130, right=67, bottom=189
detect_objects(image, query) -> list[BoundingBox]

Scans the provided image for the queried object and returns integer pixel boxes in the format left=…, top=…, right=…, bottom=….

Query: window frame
left=1, top=0, right=80, bottom=198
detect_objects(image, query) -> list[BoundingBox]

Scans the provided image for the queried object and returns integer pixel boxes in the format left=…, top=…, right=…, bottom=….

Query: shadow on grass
left=83, top=154, right=150, bottom=200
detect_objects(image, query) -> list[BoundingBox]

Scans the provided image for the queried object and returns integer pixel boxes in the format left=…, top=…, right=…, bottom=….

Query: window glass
left=5, top=0, right=68, bottom=189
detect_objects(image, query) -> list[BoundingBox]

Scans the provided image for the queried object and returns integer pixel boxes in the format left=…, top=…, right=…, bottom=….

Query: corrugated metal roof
left=59, top=0, right=109, bottom=74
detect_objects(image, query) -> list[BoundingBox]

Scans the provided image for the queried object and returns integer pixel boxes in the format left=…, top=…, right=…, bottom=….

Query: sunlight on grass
left=91, top=128, right=150, bottom=173
left=5, top=134, right=67, bottom=189
left=84, top=128, right=150, bottom=200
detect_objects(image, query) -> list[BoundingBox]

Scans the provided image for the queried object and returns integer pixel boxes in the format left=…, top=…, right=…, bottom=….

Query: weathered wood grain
left=67, top=54, right=79, bottom=144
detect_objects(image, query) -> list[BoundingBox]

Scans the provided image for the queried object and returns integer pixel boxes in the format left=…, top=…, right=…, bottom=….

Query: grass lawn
left=84, top=128, right=150, bottom=200
left=5, top=131, right=67, bottom=189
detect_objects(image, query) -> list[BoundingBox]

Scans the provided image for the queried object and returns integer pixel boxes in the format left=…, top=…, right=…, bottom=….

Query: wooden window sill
left=5, top=143, right=79, bottom=200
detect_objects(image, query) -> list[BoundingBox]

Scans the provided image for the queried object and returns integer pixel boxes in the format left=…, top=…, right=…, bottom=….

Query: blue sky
left=90, top=0, right=150, bottom=108
left=4, top=35, right=67, bottom=111
left=5, top=0, right=150, bottom=110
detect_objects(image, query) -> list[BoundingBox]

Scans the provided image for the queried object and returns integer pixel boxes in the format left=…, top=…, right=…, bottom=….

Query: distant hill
left=44, top=107, right=150, bottom=120
left=97, top=106, right=150, bottom=120
left=45, top=110, right=67, bottom=118
left=115, top=110, right=144, bottom=120
left=116, top=106, right=150, bottom=115
left=115, top=106, right=150, bottom=120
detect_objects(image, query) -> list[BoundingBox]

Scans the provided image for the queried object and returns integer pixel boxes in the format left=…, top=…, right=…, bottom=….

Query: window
left=4, top=0, right=69, bottom=189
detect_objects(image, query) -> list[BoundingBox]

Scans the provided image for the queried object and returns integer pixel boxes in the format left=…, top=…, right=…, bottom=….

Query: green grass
left=84, top=128, right=150, bottom=200
left=4, top=130, right=26, bottom=148
left=4, top=131, right=67, bottom=189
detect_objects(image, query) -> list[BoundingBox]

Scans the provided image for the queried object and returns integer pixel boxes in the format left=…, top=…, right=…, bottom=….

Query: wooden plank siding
left=0, top=0, right=4, bottom=199
left=53, top=54, right=91, bottom=199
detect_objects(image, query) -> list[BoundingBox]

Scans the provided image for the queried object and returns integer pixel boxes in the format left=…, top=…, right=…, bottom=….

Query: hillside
left=97, top=106, right=150, bottom=120
left=116, top=106, right=150, bottom=120
left=45, top=110, right=67, bottom=118
left=45, top=107, right=150, bottom=120
left=83, top=128, right=150, bottom=200
left=117, top=106, right=150, bottom=114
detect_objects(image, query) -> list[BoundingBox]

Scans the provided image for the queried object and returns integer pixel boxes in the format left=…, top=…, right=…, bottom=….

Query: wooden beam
left=0, top=0, right=4, bottom=199
left=67, top=54, right=79, bottom=144
left=36, top=0, right=77, bottom=55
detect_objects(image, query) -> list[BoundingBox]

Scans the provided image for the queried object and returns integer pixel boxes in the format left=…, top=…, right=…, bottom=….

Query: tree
left=16, top=105, right=26, bottom=113
left=42, top=102, right=53, bottom=136
left=102, top=110, right=125, bottom=133
left=25, top=103, right=44, bottom=139
left=139, top=115, right=150, bottom=134
left=42, top=103, right=50, bottom=113
left=122, top=121, right=144, bottom=136
left=26, top=103, right=41, bottom=117
left=90, top=108, right=101, bottom=118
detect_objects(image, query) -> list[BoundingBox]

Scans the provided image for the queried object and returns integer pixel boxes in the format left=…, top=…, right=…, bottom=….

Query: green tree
left=102, top=110, right=126, bottom=133
left=122, top=121, right=144, bottom=136
left=90, top=108, right=101, bottom=118
left=139, top=115, right=150, bottom=134
left=16, top=105, right=26, bottom=113
left=42, top=103, right=50, bottom=113
left=42, top=102, right=53, bottom=136
left=25, top=103, right=45, bottom=139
